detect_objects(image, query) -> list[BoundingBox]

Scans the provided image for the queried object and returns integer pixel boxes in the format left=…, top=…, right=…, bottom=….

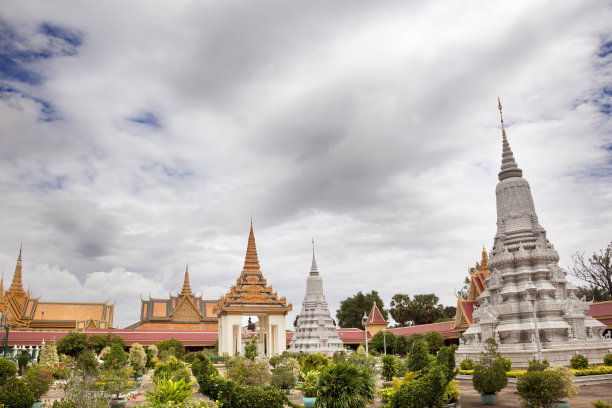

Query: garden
left=3, top=330, right=612, bottom=408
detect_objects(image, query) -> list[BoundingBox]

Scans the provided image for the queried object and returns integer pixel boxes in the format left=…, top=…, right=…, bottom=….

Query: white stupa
left=289, top=241, right=344, bottom=355
left=457, top=100, right=612, bottom=367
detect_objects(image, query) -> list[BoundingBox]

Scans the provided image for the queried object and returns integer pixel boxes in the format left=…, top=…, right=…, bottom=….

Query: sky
left=0, top=1, right=611, bottom=329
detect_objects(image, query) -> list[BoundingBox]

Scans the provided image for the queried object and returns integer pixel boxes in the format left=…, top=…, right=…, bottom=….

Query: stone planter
left=303, top=397, right=317, bottom=408
left=32, top=402, right=45, bottom=408
left=480, top=394, right=496, bottom=405
left=109, top=398, right=127, bottom=408
left=552, top=402, right=570, bottom=408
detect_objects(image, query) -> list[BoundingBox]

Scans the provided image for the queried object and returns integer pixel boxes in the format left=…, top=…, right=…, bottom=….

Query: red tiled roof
left=338, top=328, right=370, bottom=343
left=367, top=303, right=388, bottom=326
left=459, top=300, right=478, bottom=325
left=588, top=301, right=612, bottom=318
left=389, top=321, right=457, bottom=338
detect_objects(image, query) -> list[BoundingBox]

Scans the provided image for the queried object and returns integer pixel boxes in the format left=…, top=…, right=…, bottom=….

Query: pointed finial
left=18, top=243, right=22, bottom=264
left=498, top=97, right=507, bottom=140
left=312, top=238, right=315, bottom=260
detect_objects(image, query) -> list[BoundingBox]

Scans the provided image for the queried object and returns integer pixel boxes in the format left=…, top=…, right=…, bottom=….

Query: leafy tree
left=395, top=335, right=410, bottom=356
left=102, top=343, right=127, bottom=369
left=407, top=339, right=429, bottom=372
left=244, top=336, right=259, bottom=361
left=577, top=284, right=612, bottom=302
left=370, top=331, right=396, bottom=354
left=156, top=338, right=186, bottom=360
left=389, top=294, right=412, bottom=327
left=76, top=349, right=100, bottom=377
left=408, top=294, right=446, bottom=325
left=457, top=276, right=471, bottom=299
left=424, top=331, right=445, bottom=354
left=406, top=333, right=425, bottom=353
left=443, top=306, right=457, bottom=319
left=57, top=332, right=89, bottom=357
left=571, top=242, right=612, bottom=299
left=87, top=333, right=126, bottom=355
left=336, top=290, right=388, bottom=328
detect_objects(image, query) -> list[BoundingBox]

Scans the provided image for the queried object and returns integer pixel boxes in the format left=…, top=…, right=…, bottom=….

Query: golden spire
left=480, top=246, right=488, bottom=270
left=8, top=244, right=26, bottom=296
left=180, top=264, right=193, bottom=297
left=242, top=219, right=261, bottom=273
left=498, top=97, right=507, bottom=140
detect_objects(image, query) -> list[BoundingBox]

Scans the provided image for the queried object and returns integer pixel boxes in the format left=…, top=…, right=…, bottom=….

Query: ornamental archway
left=214, top=221, right=292, bottom=357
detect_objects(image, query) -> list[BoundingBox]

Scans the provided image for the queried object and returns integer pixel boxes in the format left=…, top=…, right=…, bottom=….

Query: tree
left=39, top=338, right=59, bottom=368
left=408, top=294, right=445, bottom=325
left=457, top=261, right=480, bottom=299
left=57, top=332, right=89, bottom=357
left=370, top=331, right=396, bottom=354
left=577, top=284, right=612, bottom=302
left=571, top=242, right=612, bottom=300
left=156, top=338, right=186, bottom=360
left=336, top=290, right=388, bottom=328
left=424, top=331, right=445, bottom=354
left=88, top=333, right=126, bottom=355
left=389, top=294, right=412, bottom=327
left=443, top=306, right=457, bottom=320
left=395, top=335, right=410, bottom=356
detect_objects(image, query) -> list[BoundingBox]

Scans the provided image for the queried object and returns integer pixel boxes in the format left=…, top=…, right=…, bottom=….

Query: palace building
left=2, top=245, right=114, bottom=330
left=125, top=266, right=218, bottom=330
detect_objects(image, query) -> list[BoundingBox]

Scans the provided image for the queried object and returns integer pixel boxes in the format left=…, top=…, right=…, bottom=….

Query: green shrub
left=0, top=358, right=17, bottom=386
left=297, top=370, right=319, bottom=398
left=388, top=363, right=450, bottom=408
left=436, top=345, right=458, bottom=383
left=57, top=332, right=89, bottom=357
left=517, top=369, right=566, bottom=408
left=198, top=374, right=234, bottom=401
left=270, top=363, right=295, bottom=389
left=220, top=384, right=286, bottom=408
left=592, top=401, right=612, bottom=408
left=76, top=349, right=99, bottom=377
left=346, top=353, right=378, bottom=376
left=395, top=335, right=410, bottom=356
left=604, top=353, right=612, bottom=367
left=190, top=352, right=218, bottom=379
left=0, top=377, right=35, bottom=408
left=571, top=354, right=589, bottom=369
left=17, top=351, right=29, bottom=376
left=23, top=364, right=54, bottom=401
left=145, top=377, right=196, bottom=404
left=499, top=357, right=512, bottom=372
left=244, top=336, right=259, bottom=361
left=424, top=331, right=445, bottom=354
left=381, top=355, right=400, bottom=381
left=332, top=350, right=346, bottom=364
left=225, top=357, right=271, bottom=386
left=156, top=339, right=186, bottom=361
left=459, top=358, right=475, bottom=370
left=316, top=363, right=376, bottom=408
left=407, top=339, right=429, bottom=373
left=153, top=356, right=191, bottom=384
left=301, top=352, right=330, bottom=374
left=472, top=338, right=507, bottom=395
left=102, top=343, right=127, bottom=369
left=527, top=358, right=549, bottom=372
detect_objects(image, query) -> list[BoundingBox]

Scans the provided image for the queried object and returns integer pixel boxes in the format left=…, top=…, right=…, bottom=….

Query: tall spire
left=497, top=98, right=523, bottom=181
left=8, top=243, right=26, bottom=296
left=180, top=264, right=192, bottom=297
left=480, top=245, right=488, bottom=271
left=310, top=238, right=319, bottom=276
left=243, top=219, right=261, bottom=272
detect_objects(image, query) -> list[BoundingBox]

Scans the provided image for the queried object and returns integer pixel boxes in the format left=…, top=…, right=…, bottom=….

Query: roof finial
left=18, top=242, right=22, bottom=264
left=498, top=97, right=507, bottom=140
left=312, top=238, right=315, bottom=260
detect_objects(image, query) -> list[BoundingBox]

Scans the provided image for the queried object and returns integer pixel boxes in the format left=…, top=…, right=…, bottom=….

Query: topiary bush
left=156, top=339, right=186, bottom=361
left=459, top=358, right=475, bottom=370
left=407, top=339, right=430, bottom=373
left=388, top=363, right=450, bottom=408
left=604, top=353, right=612, bottom=367
left=244, top=336, right=259, bottom=361
left=517, top=369, right=566, bottom=408
left=17, top=351, right=29, bottom=376
left=191, top=352, right=218, bottom=379
left=153, top=356, right=191, bottom=384
left=570, top=354, right=589, bottom=369
left=527, top=358, right=549, bottom=372
left=472, top=338, right=508, bottom=396
left=499, top=357, right=512, bottom=372
left=102, top=342, right=127, bottom=369
left=0, top=377, right=36, bottom=408
left=301, top=352, right=330, bottom=374
left=316, top=363, right=376, bottom=408
left=381, top=355, right=400, bottom=381
left=129, top=343, right=147, bottom=377
left=39, top=338, right=60, bottom=368
left=0, top=358, right=17, bottom=386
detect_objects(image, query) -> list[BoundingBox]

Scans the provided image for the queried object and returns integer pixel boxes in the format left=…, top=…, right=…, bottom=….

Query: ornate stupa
left=458, top=100, right=611, bottom=367
left=289, top=240, right=344, bottom=354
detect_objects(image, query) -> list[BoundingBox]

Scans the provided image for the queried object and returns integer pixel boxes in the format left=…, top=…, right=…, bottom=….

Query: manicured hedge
left=459, top=366, right=612, bottom=378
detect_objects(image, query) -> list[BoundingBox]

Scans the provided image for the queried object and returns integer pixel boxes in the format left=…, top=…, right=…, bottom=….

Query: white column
left=268, top=314, right=287, bottom=356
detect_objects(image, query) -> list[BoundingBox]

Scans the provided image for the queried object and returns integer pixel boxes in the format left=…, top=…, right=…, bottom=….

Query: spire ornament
left=496, top=99, right=523, bottom=181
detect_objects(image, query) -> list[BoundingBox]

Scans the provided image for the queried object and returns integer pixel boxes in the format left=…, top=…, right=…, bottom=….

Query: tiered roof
left=214, top=221, right=292, bottom=314
left=452, top=247, right=491, bottom=331
left=366, top=301, right=389, bottom=326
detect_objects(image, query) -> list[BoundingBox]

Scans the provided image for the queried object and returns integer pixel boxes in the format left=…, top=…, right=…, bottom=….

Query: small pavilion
left=365, top=301, right=389, bottom=336
left=215, top=221, right=292, bottom=357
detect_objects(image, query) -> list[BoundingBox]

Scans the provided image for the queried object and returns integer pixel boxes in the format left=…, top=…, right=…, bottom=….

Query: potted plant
left=298, top=370, right=320, bottom=408
left=472, top=338, right=508, bottom=405
left=271, top=363, right=296, bottom=395
left=100, top=366, right=136, bottom=408
left=550, top=366, right=578, bottom=408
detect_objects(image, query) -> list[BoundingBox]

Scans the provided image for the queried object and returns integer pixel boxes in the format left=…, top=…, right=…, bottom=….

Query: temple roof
left=214, top=221, right=292, bottom=314
left=180, top=265, right=193, bottom=297
left=366, top=301, right=388, bottom=326
left=8, top=244, right=26, bottom=297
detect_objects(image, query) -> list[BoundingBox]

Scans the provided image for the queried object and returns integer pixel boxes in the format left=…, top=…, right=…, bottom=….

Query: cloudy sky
left=1, top=1, right=611, bottom=329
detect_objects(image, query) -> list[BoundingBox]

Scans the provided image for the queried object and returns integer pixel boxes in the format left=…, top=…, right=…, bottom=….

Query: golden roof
left=180, top=265, right=193, bottom=297
left=8, top=244, right=26, bottom=298
left=215, top=221, right=292, bottom=314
